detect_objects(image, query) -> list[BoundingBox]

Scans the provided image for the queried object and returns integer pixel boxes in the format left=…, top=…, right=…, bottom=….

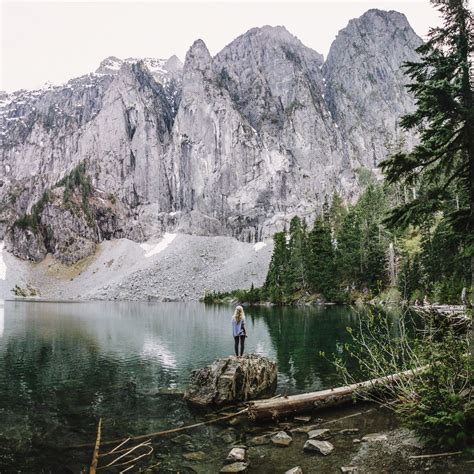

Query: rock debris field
left=0, top=233, right=273, bottom=301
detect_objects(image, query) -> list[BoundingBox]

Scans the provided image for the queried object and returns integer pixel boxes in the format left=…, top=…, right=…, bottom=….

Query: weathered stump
left=184, top=354, right=277, bottom=406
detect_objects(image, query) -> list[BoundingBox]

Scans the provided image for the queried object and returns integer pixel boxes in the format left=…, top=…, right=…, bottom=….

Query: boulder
left=184, top=354, right=277, bottom=406
left=303, top=440, right=334, bottom=456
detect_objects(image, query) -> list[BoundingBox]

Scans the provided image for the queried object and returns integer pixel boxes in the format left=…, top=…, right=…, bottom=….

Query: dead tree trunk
left=247, top=367, right=426, bottom=422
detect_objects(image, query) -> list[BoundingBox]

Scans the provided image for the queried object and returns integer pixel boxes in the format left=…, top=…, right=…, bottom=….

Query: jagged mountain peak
left=96, top=56, right=123, bottom=74
left=165, top=55, right=184, bottom=73
left=183, top=39, right=213, bottom=75
left=2, top=9, right=422, bottom=262
left=95, top=55, right=183, bottom=89
left=218, top=24, right=323, bottom=62
left=337, top=8, right=418, bottom=43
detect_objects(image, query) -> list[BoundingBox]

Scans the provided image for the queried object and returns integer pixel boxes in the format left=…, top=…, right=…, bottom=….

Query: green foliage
left=396, top=327, right=473, bottom=449
left=380, top=0, right=473, bottom=298
left=56, top=162, right=94, bottom=226
left=334, top=307, right=473, bottom=450
left=202, top=284, right=262, bottom=305
left=13, top=190, right=51, bottom=233
left=307, top=216, right=335, bottom=296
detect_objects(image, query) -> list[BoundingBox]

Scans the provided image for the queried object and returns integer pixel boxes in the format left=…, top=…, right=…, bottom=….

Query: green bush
left=334, top=308, right=473, bottom=450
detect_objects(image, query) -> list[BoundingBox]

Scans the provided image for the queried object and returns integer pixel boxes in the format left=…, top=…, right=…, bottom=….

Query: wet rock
left=353, top=438, right=361, bottom=444
left=290, top=423, right=322, bottom=434
left=184, top=354, right=277, bottom=406
left=220, top=462, right=248, bottom=473
left=183, top=451, right=206, bottom=461
left=303, top=440, right=334, bottom=456
left=225, top=447, right=246, bottom=463
left=172, top=434, right=193, bottom=444
left=361, top=433, right=388, bottom=442
left=285, top=467, right=303, bottom=474
left=183, top=441, right=196, bottom=452
left=220, top=432, right=237, bottom=444
left=340, top=467, right=358, bottom=473
left=271, top=431, right=292, bottom=447
left=248, top=435, right=270, bottom=446
left=307, top=429, right=331, bottom=440
left=339, top=428, right=359, bottom=435
left=294, top=416, right=311, bottom=423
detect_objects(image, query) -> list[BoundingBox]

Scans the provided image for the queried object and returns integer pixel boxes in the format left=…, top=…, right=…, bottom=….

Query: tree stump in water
left=184, top=354, right=277, bottom=406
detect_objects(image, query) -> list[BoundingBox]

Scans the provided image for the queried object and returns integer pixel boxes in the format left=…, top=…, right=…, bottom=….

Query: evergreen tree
left=264, top=231, right=288, bottom=303
left=286, top=216, right=307, bottom=293
left=307, top=216, right=335, bottom=298
left=380, top=0, right=473, bottom=301
left=335, top=207, right=362, bottom=288
left=329, top=191, right=347, bottom=236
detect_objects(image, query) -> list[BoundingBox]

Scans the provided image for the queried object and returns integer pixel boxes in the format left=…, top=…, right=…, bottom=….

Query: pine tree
left=307, top=216, right=335, bottom=298
left=329, top=191, right=347, bottom=236
left=264, top=231, right=288, bottom=303
left=286, top=216, right=307, bottom=294
left=380, top=0, right=473, bottom=302
left=335, top=207, right=362, bottom=289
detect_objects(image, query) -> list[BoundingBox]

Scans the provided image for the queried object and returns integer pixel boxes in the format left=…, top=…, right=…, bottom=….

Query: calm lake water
left=0, top=301, right=405, bottom=472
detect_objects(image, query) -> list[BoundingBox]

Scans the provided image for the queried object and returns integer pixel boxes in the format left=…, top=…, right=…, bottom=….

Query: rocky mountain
left=0, top=9, right=421, bottom=264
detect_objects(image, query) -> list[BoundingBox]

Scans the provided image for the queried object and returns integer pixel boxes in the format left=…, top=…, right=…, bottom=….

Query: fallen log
left=247, top=366, right=426, bottom=421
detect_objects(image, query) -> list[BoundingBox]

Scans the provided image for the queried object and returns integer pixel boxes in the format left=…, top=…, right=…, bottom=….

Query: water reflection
left=0, top=301, right=409, bottom=470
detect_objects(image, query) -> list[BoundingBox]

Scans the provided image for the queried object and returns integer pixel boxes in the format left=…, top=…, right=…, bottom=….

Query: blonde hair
left=233, top=305, right=245, bottom=322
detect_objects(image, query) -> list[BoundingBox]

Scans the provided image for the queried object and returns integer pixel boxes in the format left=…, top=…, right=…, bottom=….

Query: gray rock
left=293, top=416, right=311, bottom=423
left=183, top=451, right=206, bottom=461
left=248, top=435, right=270, bottom=446
left=184, top=354, right=277, bottom=406
left=339, top=428, right=360, bottom=435
left=290, top=424, right=322, bottom=434
left=303, top=439, right=334, bottom=456
left=225, top=447, right=246, bottom=463
left=220, top=463, right=248, bottom=473
left=271, top=431, right=292, bottom=447
left=307, top=429, right=331, bottom=440
left=361, top=433, right=388, bottom=442
left=171, top=434, right=193, bottom=444
left=340, top=467, right=358, bottom=473
left=285, top=467, right=303, bottom=474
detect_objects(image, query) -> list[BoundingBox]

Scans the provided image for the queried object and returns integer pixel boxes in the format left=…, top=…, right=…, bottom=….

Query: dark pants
left=234, top=335, right=245, bottom=356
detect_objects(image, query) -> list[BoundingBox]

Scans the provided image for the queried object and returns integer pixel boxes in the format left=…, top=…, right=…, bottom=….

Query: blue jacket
left=232, top=317, right=246, bottom=337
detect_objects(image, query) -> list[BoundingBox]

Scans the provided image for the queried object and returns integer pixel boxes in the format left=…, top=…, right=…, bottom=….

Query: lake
left=0, top=301, right=404, bottom=471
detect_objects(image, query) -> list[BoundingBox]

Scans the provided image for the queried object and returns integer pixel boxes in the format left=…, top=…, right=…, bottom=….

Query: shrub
left=333, top=307, right=473, bottom=449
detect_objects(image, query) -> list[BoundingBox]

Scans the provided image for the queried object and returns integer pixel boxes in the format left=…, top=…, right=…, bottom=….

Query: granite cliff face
left=323, top=9, right=422, bottom=169
left=0, top=9, right=421, bottom=263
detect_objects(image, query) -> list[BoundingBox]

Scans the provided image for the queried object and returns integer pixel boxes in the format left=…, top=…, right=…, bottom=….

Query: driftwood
left=408, top=451, right=462, bottom=460
left=89, top=418, right=101, bottom=474
left=248, top=367, right=426, bottom=421
left=67, top=408, right=249, bottom=450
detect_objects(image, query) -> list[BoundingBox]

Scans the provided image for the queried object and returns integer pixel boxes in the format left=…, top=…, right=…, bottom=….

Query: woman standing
left=232, top=306, right=247, bottom=357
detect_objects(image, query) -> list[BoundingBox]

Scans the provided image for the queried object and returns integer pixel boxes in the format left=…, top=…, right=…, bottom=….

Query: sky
left=1, top=0, right=444, bottom=92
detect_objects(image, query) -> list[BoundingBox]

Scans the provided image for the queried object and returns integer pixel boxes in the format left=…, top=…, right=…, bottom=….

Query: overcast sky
left=1, top=0, right=443, bottom=92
